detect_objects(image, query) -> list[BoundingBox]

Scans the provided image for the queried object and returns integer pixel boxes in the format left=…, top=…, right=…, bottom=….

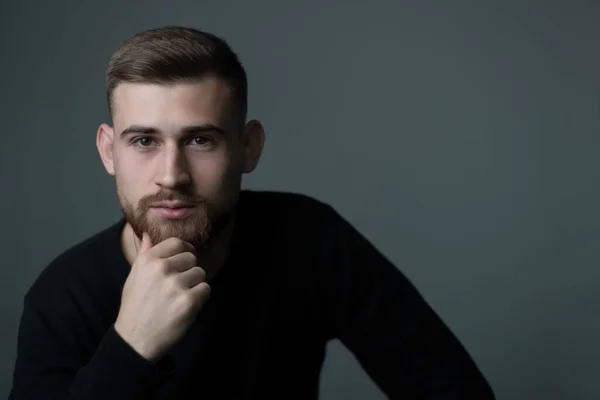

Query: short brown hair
left=106, top=26, right=247, bottom=126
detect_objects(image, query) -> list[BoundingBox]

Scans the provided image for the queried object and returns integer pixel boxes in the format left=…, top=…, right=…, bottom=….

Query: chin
left=147, top=216, right=211, bottom=248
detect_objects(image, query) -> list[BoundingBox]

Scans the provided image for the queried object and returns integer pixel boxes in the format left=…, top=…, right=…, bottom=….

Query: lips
left=150, top=203, right=195, bottom=219
left=151, top=201, right=195, bottom=209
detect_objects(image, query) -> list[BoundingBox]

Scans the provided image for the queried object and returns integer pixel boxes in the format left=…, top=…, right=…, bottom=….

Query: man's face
left=97, top=79, right=263, bottom=249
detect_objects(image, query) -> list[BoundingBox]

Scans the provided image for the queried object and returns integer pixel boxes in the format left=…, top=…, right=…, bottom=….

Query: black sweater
left=9, top=190, right=495, bottom=399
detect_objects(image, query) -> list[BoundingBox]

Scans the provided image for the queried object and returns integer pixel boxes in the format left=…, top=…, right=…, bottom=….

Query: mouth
left=149, top=203, right=195, bottom=219
left=151, top=201, right=196, bottom=208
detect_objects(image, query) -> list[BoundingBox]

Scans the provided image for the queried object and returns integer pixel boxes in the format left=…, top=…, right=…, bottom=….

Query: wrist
left=113, top=321, right=160, bottom=363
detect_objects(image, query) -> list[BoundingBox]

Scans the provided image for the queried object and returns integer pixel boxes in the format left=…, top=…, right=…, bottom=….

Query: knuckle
left=201, top=283, right=212, bottom=300
left=163, top=237, right=176, bottom=246
left=136, top=252, right=151, bottom=265
left=195, top=267, right=206, bottom=281
left=154, top=259, right=169, bottom=275
left=186, top=252, right=198, bottom=266
left=197, top=282, right=211, bottom=298
left=187, top=243, right=197, bottom=253
left=167, top=237, right=186, bottom=250
left=167, top=275, right=182, bottom=292
left=182, top=292, right=198, bottom=310
left=177, top=241, right=189, bottom=253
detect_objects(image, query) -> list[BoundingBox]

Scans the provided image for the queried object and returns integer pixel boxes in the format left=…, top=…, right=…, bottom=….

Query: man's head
left=96, top=26, right=264, bottom=249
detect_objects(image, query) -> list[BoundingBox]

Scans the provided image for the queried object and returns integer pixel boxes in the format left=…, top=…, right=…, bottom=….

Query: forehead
left=111, top=79, right=233, bottom=128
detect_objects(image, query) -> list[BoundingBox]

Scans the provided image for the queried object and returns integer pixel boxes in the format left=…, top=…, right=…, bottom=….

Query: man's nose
left=155, top=144, right=191, bottom=189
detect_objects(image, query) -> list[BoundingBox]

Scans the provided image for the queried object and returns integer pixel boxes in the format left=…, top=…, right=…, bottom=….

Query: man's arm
left=9, top=290, right=167, bottom=400
left=9, top=234, right=210, bottom=400
left=323, top=209, right=495, bottom=399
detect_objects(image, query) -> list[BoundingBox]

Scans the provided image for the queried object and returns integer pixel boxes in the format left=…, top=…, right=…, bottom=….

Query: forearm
left=326, top=208, right=495, bottom=399
left=68, top=325, right=166, bottom=399
left=339, top=285, right=495, bottom=399
left=10, top=299, right=167, bottom=400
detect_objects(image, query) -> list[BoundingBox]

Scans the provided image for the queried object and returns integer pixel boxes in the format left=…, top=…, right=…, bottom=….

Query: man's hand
left=114, top=233, right=211, bottom=363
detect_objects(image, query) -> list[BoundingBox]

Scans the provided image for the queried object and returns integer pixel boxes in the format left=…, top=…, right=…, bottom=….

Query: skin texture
left=95, top=79, right=265, bottom=362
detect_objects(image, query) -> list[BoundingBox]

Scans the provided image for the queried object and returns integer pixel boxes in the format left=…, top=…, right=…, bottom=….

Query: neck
left=120, top=216, right=236, bottom=282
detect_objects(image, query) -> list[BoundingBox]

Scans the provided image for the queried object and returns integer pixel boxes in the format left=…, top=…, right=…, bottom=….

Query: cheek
left=190, top=156, right=229, bottom=186
left=114, top=153, right=151, bottom=199
left=190, top=150, right=241, bottom=191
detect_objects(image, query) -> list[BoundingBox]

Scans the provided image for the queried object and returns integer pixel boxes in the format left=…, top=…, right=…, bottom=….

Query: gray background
left=1, top=1, right=599, bottom=399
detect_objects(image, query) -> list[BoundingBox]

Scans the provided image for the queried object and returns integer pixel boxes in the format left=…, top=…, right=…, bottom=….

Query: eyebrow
left=120, top=124, right=228, bottom=137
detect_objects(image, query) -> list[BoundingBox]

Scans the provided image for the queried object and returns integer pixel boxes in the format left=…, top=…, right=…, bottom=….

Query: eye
left=192, top=136, right=213, bottom=146
left=134, top=137, right=155, bottom=147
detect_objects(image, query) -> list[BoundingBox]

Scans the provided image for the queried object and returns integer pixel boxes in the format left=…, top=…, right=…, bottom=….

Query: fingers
left=189, top=281, right=211, bottom=309
left=178, top=266, right=207, bottom=288
left=146, top=237, right=197, bottom=260
left=166, top=252, right=198, bottom=273
left=140, top=232, right=153, bottom=253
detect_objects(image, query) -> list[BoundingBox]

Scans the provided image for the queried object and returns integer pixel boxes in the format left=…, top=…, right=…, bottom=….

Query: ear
left=96, top=123, right=116, bottom=176
left=240, top=119, right=265, bottom=174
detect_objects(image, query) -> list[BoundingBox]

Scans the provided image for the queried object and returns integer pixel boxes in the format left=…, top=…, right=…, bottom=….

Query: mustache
left=138, top=191, right=207, bottom=208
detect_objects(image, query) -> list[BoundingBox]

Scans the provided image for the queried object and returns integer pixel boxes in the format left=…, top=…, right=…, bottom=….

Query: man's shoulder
left=52, top=218, right=124, bottom=266
left=25, top=219, right=125, bottom=301
left=239, top=189, right=340, bottom=222
left=237, top=190, right=350, bottom=246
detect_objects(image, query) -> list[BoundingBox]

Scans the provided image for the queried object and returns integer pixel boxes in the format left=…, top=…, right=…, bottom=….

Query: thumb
left=139, top=232, right=153, bottom=253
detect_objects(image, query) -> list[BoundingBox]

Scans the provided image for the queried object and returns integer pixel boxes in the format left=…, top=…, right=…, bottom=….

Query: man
left=9, top=26, right=495, bottom=399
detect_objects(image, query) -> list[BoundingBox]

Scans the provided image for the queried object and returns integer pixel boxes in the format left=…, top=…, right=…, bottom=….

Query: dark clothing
left=9, top=190, right=495, bottom=399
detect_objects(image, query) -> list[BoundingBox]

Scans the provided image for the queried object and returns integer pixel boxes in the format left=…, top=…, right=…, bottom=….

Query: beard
left=118, top=188, right=232, bottom=251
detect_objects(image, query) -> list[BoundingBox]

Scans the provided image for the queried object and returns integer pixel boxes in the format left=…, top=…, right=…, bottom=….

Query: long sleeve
left=324, top=210, right=495, bottom=399
left=9, top=289, right=168, bottom=400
